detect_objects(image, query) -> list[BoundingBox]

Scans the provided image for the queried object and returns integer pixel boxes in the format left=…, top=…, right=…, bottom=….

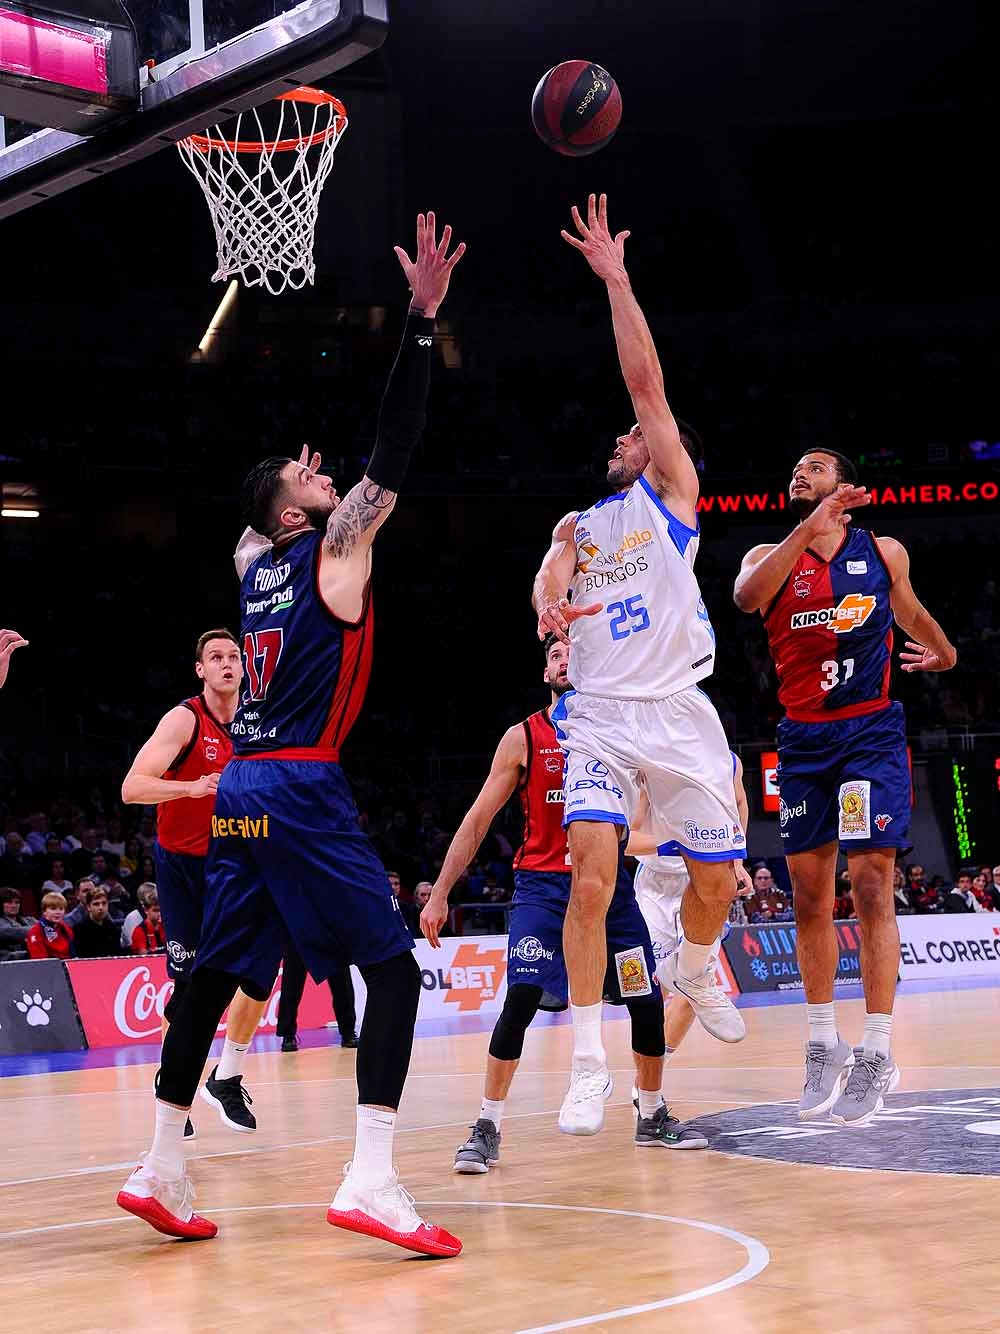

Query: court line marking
left=0, top=1198, right=770, bottom=1332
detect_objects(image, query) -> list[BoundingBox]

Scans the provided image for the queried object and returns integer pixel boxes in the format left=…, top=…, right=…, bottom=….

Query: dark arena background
left=0, top=3, right=998, bottom=1331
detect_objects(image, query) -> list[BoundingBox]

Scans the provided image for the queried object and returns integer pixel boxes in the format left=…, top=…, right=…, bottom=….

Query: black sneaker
left=280, top=1035, right=299, bottom=1053
left=340, top=1033, right=358, bottom=1049
left=634, top=1101, right=708, bottom=1150
left=183, top=1117, right=197, bottom=1140
left=199, top=1067, right=256, bottom=1133
left=454, top=1118, right=501, bottom=1174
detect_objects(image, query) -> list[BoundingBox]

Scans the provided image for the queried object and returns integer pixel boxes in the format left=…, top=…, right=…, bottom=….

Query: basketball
left=531, top=60, right=622, bottom=156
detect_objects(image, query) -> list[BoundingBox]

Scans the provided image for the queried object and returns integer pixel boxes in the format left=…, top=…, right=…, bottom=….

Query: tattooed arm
left=324, top=477, right=397, bottom=561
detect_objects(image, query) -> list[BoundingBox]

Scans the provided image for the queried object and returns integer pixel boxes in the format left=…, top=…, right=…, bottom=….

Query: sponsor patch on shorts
left=614, top=946, right=652, bottom=998
left=838, top=779, right=871, bottom=840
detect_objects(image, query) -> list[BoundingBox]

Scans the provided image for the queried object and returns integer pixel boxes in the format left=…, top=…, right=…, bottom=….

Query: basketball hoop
left=177, top=87, right=348, bottom=296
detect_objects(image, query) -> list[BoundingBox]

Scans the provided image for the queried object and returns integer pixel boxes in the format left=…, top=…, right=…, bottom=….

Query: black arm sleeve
left=365, top=312, right=435, bottom=492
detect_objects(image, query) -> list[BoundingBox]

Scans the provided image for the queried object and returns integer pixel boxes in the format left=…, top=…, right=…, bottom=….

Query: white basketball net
left=177, top=89, right=348, bottom=296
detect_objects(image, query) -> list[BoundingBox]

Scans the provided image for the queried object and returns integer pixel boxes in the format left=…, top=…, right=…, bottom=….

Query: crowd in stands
left=4, top=781, right=997, bottom=962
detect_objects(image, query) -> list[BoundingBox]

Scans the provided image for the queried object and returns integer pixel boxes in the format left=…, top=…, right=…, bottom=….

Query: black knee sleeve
left=163, top=973, right=189, bottom=1023
left=488, top=984, right=543, bottom=1062
left=626, top=991, right=666, bottom=1058
left=157, top=966, right=241, bottom=1107
left=238, top=977, right=271, bottom=1003
left=356, top=950, right=420, bottom=1109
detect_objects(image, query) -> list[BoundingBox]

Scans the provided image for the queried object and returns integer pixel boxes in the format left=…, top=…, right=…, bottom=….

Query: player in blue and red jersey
left=118, top=213, right=466, bottom=1257
left=422, top=635, right=706, bottom=1168
left=122, top=628, right=267, bottom=1137
left=735, top=449, right=956, bottom=1125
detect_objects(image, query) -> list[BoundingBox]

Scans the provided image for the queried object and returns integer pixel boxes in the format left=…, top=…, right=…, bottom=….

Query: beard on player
left=606, top=419, right=704, bottom=489
left=545, top=663, right=573, bottom=697
left=301, top=497, right=337, bottom=532
left=789, top=471, right=838, bottom=520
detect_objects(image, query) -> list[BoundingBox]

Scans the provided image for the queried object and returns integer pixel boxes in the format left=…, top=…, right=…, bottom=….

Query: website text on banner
left=0, top=958, right=85, bottom=1055
left=722, top=921, right=863, bottom=994
left=898, top=913, right=1000, bottom=981
left=66, top=956, right=334, bottom=1047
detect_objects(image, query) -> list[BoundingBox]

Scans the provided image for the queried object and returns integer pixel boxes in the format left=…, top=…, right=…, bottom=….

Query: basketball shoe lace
left=803, top=1041, right=837, bottom=1092
left=840, top=1053, right=890, bottom=1104
left=135, top=1153, right=197, bottom=1221
left=340, top=1162, right=424, bottom=1233
left=564, top=1065, right=611, bottom=1108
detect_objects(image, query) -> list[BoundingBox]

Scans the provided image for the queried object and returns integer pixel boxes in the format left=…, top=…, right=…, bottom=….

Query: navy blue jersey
left=763, top=528, right=893, bottom=722
left=232, top=530, right=374, bottom=756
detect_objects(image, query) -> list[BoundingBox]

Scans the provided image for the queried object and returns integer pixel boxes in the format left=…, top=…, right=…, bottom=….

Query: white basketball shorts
left=633, top=861, right=721, bottom=973
left=552, top=685, right=745, bottom=862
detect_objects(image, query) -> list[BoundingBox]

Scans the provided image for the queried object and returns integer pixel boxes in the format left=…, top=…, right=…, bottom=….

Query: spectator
left=833, top=884, right=855, bottom=919
left=25, top=892, right=73, bottom=959
left=137, top=815, right=156, bottom=851
left=402, top=881, right=434, bottom=936
left=120, top=882, right=159, bottom=950
left=752, top=865, right=776, bottom=898
left=971, top=872, right=993, bottom=911
left=68, top=828, right=99, bottom=880
left=0, top=831, right=32, bottom=888
left=945, top=872, right=981, bottom=913
left=72, top=886, right=124, bottom=958
left=893, top=866, right=915, bottom=915
left=66, top=877, right=98, bottom=930
left=990, top=864, right=1000, bottom=911
left=0, top=888, right=36, bottom=960
left=94, top=857, right=129, bottom=922
left=120, top=834, right=142, bottom=879
left=750, top=899, right=774, bottom=924
left=25, top=813, right=49, bottom=855
left=102, top=816, right=126, bottom=858
left=769, top=893, right=794, bottom=923
left=41, top=857, right=74, bottom=897
left=906, top=864, right=926, bottom=897
left=131, top=895, right=166, bottom=953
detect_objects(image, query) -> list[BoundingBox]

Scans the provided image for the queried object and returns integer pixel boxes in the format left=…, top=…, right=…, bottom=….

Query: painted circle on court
left=690, top=1086, right=1000, bottom=1175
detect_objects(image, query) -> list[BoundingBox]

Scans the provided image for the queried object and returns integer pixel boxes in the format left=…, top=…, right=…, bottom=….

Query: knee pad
left=238, top=977, right=272, bottom=1004
left=163, top=974, right=188, bottom=1024
left=626, top=991, right=666, bottom=1058
left=488, top=984, right=543, bottom=1062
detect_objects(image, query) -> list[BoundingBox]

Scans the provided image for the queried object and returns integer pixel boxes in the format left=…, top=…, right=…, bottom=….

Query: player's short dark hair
left=676, top=419, right=704, bottom=470
left=810, top=449, right=857, bottom=484
left=542, top=632, right=559, bottom=658
left=242, top=455, right=292, bottom=536
left=196, top=628, right=238, bottom=661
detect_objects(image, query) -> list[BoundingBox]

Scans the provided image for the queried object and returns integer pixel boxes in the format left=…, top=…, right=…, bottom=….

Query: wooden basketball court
left=2, top=986, right=998, bottom=1333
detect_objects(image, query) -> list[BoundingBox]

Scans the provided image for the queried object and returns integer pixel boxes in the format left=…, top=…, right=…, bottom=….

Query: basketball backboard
left=0, top=0, right=387, bottom=218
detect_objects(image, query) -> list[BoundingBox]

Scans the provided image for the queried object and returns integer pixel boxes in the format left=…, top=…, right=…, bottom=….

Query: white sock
left=351, top=1105, right=396, bottom=1186
left=862, top=1012, right=893, bottom=1059
left=677, top=939, right=713, bottom=981
left=570, top=1001, right=606, bottom=1070
left=663, top=1045, right=676, bottom=1065
left=216, top=1037, right=251, bottom=1081
left=806, top=1002, right=838, bottom=1049
left=147, top=1101, right=187, bottom=1179
left=637, top=1088, right=663, bottom=1119
left=480, top=1097, right=505, bottom=1130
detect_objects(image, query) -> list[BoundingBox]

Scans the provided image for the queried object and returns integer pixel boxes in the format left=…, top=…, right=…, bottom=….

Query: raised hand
left=297, top=444, right=322, bottom=475
left=393, top=212, right=466, bottom=318
left=560, top=192, right=630, bottom=282
left=0, top=628, right=27, bottom=689
left=899, top=640, right=953, bottom=673
left=536, top=596, right=602, bottom=645
left=801, top=484, right=871, bottom=540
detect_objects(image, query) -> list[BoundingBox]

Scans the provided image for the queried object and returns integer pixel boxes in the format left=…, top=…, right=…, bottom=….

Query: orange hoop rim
left=182, top=87, right=348, bottom=155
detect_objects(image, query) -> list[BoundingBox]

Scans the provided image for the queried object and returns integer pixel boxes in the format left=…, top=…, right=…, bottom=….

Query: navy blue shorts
left=197, top=758, right=413, bottom=993
left=508, top=867, right=658, bottom=1007
left=153, top=844, right=205, bottom=979
left=776, top=701, right=911, bottom=855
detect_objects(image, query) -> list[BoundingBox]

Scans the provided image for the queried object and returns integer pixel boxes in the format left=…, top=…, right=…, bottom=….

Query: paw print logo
left=15, top=991, right=53, bottom=1027
left=750, top=958, right=769, bottom=983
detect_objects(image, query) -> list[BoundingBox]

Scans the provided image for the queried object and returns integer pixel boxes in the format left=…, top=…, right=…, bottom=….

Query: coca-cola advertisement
left=65, top=956, right=335, bottom=1047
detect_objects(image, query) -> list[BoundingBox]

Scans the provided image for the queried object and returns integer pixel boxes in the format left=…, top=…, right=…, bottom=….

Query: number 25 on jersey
left=607, top=594, right=651, bottom=642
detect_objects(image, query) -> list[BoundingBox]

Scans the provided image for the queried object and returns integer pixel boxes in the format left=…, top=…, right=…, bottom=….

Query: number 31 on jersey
left=820, top=657, right=854, bottom=691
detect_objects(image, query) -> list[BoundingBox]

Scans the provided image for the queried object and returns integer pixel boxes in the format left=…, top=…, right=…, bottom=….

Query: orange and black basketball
left=531, top=60, right=622, bottom=157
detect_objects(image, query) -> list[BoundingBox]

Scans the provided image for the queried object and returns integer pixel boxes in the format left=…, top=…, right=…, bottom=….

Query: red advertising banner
left=65, top=956, right=334, bottom=1047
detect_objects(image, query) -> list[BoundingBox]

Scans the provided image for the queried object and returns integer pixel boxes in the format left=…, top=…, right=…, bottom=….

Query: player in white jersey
left=629, top=755, right=752, bottom=1060
left=534, top=194, right=746, bottom=1130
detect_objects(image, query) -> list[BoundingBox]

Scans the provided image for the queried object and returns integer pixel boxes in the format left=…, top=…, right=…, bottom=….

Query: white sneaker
left=664, top=954, right=746, bottom=1043
left=558, top=1064, right=614, bottom=1135
left=328, top=1163, right=462, bottom=1257
left=116, top=1156, right=217, bottom=1240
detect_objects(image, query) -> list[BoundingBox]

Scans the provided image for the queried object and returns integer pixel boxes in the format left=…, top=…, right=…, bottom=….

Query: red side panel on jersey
left=157, top=696, right=233, bottom=856
left=513, top=710, right=570, bottom=873
left=318, top=589, right=375, bottom=753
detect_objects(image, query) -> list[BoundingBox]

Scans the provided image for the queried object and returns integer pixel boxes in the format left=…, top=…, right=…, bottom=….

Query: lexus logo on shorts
left=585, top=760, right=610, bottom=777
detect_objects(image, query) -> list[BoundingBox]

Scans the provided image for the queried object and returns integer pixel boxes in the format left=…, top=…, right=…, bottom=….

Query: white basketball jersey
left=567, top=474, right=715, bottom=700
left=637, top=851, right=687, bottom=877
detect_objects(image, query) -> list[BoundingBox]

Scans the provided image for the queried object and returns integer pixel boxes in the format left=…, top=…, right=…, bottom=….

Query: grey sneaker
left=453, top=1118, right=501, bottom=1174
left=830, top=1049, right=900, bottom=1127
left=634, top=1102, right=708, bottom=1150
left=798, top=1038, right=855, bottom=1120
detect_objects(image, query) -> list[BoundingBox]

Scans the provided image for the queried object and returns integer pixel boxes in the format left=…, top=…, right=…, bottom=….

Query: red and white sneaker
left=116, top=1158, right=218, bottom=1241
left=327, top=1164, right=462, bottom=1258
